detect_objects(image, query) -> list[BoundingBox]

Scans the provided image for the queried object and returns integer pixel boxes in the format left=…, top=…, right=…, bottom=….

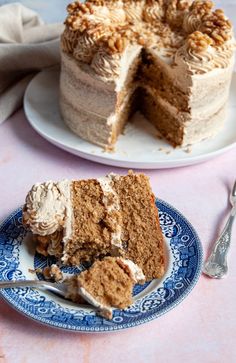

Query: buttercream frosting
left=117, top=258, right=145, bottom=284
left=97, top=173, right=123, bottom=249
left=73, top=33, right=98, bottom=63
left=62, top=0, right=234, bottom=79
left=91, top=49, right=121, bottom=78
left=24, top=181, right=73, bottom=241
left=78, top=286, right=113, bottom=319
left=124, top=1, right=144, bottom=22
left=143, top=2, right=164, bottom=24
left=176, top=40, right=235, bottom=75
left=183, top=12, right=202, bottom=34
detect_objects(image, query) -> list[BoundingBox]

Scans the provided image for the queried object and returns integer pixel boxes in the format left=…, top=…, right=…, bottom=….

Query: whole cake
left=60, top=0, right=235, bottom=149
left=23, top=172, right=165, bottom=281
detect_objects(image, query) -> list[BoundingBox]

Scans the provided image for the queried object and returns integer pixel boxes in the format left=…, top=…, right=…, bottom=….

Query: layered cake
left=60, top=0, right=235, bottom=149
left=23, top=172, right=165, bottom=281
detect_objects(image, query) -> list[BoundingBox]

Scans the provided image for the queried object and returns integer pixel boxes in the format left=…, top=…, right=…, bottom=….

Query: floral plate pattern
left=0, top=199, right=203, bottom=332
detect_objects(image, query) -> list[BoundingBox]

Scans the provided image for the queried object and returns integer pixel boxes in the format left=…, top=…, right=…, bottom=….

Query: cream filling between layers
left=78, top=287, right=113, bottom=320
left=97, top=173, right=122, bottom=249
left=117, top=258, right=145, bottom=284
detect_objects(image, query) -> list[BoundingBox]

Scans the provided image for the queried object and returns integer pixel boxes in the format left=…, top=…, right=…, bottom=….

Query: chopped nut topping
left=87, top=23, right=113, bottom=40
left=189, top=0, right=214, bottom=16
left=138, top=37, right=146, bottom=46
left=62, top=0, right=234, bottom=59
left=102, top=34, right=129, bottom=54
left=67, top=1, right=94, bottom=15
left=201, top=10, right=232, bottom=46
left=187, top=30, right=213, bottom=52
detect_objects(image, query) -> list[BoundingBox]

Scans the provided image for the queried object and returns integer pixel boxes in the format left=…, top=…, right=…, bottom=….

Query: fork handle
left=203, top=206, right=236, bottom=278
left=0, top=280, right=50, bottom=289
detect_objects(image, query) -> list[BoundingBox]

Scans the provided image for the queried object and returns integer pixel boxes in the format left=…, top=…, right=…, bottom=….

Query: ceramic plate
left=23, top=67, right=236, bottom=169
left=0, top=199, right=203, bottom=332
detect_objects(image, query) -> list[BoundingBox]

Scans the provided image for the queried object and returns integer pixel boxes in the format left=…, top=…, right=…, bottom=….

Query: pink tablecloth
left=0, top=109, right=236, bottom=363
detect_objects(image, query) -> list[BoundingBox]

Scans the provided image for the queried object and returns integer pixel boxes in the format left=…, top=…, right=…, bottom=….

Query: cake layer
left=141, top=86, right=227, bottom=146
left=60, top=48, right=141, bottom=117
left=60, top=48, right=141, bottom=148
left=140, top=49, right=191, bottom=112
left=112, top=173, right=165, bottom=280
left=144, top=46, right=234, bottom=112
left=60, top=94, right=114, bottom=147
left=189, top=64, right=234, bottom=110
left=60, top=86, right=137, bottom=148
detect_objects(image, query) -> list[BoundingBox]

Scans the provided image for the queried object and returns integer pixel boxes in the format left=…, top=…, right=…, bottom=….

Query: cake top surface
left=61, top=0, right=235, bottom=78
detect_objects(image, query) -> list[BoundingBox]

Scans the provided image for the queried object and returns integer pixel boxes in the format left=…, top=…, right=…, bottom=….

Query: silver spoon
left=203, top=180, right=236, bottom=279
left=0, top=280, right=69, bottom=297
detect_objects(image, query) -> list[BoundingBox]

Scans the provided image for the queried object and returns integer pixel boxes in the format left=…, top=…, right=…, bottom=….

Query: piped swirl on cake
left=60, top=0, right=235, bottom=149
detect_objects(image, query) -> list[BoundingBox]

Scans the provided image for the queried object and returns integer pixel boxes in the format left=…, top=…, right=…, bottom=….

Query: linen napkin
left=0, top=2, right=64, bottom=124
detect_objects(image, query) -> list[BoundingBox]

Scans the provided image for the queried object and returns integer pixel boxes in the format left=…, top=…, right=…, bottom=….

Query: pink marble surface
left=0, top=109, right=236, bottom=363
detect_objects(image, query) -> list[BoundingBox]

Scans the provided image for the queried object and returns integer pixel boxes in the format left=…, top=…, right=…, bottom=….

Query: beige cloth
left=0, top=3, right=64, bottom=124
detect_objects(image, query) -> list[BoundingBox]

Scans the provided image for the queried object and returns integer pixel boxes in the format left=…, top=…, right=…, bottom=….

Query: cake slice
left=23, top=172, right=165, bottom=281
left=65, top=257, right=145, bottom=319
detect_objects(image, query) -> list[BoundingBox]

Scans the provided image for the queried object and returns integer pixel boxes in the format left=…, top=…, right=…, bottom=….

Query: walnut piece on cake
left=201, top=9, right=232, bottom=46
left=187, top=31, right=213, bottom=52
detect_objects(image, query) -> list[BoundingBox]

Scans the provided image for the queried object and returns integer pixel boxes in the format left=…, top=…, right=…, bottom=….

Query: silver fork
left=0, top=280, right=68, bottom=297
left=203, top=180, right=236, bottom=279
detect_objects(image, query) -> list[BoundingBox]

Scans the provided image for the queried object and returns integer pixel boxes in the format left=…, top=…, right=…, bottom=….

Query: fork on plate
left=203, top=180, right=236, bottom=279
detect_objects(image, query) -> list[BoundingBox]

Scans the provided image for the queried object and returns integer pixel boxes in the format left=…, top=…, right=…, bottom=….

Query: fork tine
left=232, top=180, right=236, bottom=197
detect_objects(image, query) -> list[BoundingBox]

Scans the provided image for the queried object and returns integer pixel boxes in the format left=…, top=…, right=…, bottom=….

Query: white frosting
left=118, top=258, right=145, bottom=284
left=115, top=44, right=142, bottom=92
left=24, top=181, right=73, bottom=241
left=110, top=226, right=122, bottom=249
left=78, top=286, right=112, bottom=319
left=97, top=174, right=122, bottom=249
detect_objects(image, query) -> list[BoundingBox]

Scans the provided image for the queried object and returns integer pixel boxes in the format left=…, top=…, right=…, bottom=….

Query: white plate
left=24, top=67, right=236, bottom=169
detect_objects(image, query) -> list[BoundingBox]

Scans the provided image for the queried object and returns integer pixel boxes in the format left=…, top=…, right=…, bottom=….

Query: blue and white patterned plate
left=0, top=199, right=203, bottom=332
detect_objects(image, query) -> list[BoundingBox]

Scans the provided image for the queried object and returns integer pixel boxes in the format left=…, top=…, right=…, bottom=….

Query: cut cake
left=60, top=0, right=235, bottom=149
